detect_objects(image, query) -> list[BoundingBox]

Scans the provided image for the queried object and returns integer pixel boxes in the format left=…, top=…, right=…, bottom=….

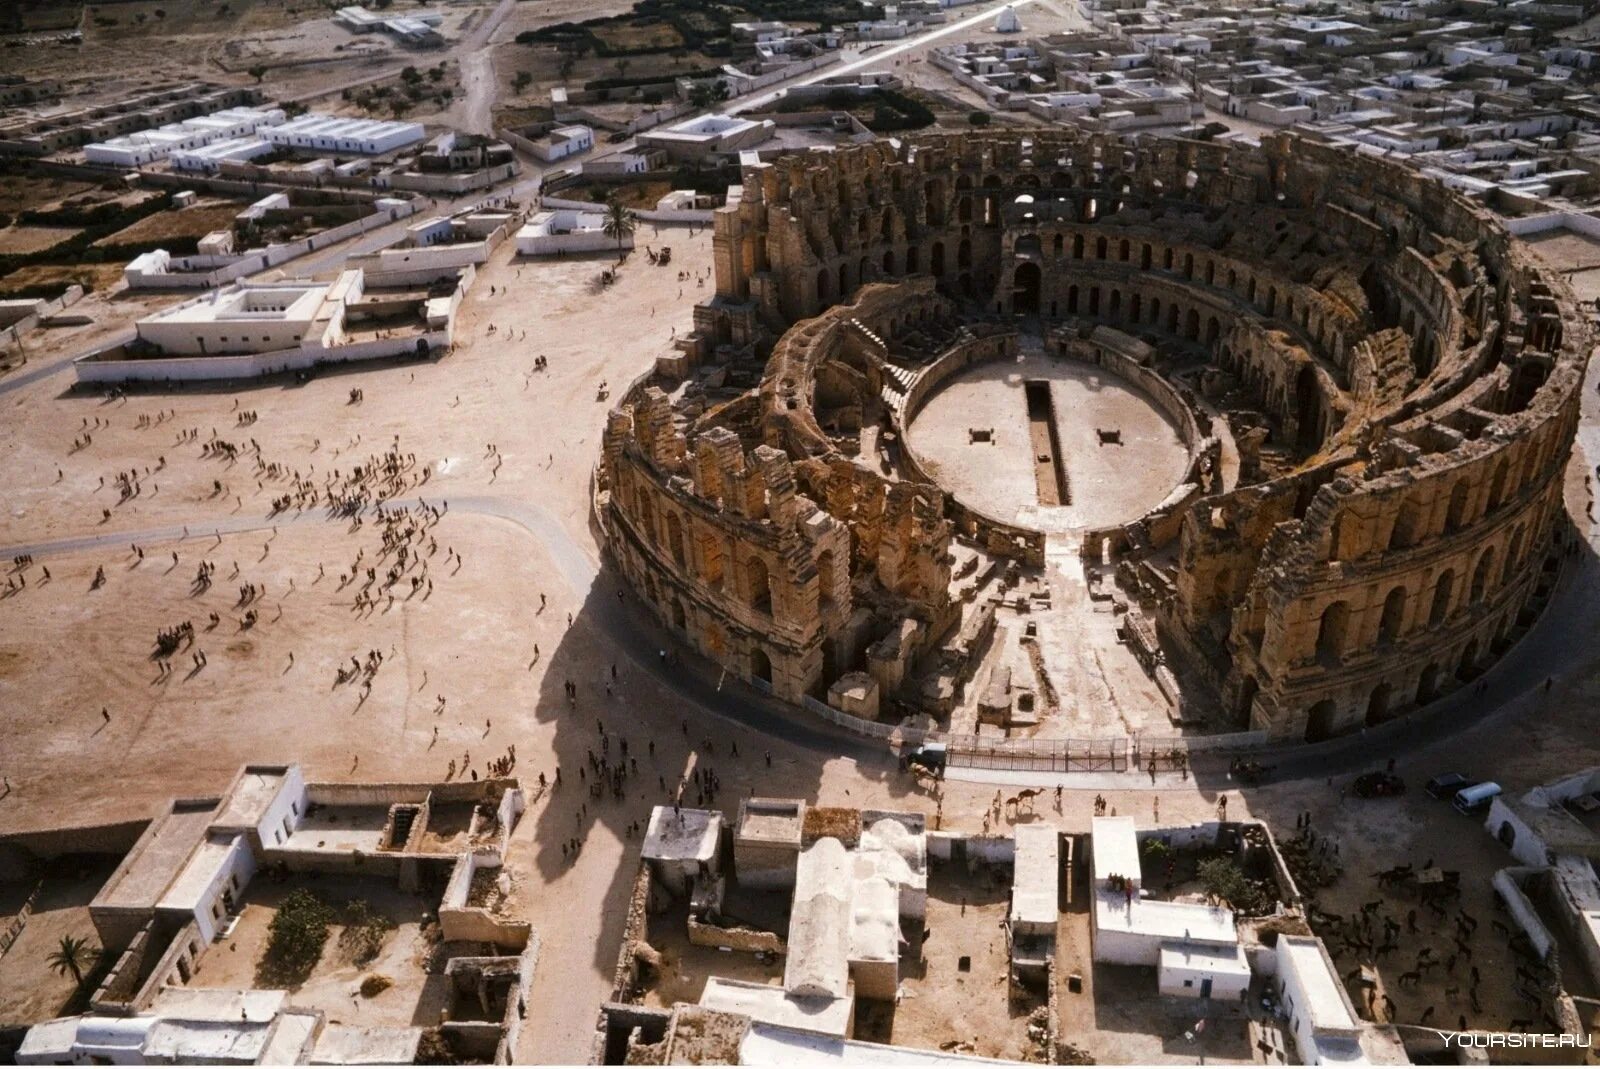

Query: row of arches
left=1311, top=519, right=1536, bottom=664
left=1300, top=586, right=1536, bottom=742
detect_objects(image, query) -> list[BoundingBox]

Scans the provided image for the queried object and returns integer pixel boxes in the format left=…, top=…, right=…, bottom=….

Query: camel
left=1006, top=788, right=1044, bottom=816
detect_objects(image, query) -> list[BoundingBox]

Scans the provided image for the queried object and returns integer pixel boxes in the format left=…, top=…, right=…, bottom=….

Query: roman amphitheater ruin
left=596, top=130, right=1589, bottom=747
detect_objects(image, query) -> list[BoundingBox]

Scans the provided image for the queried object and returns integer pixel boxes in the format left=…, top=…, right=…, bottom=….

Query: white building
left=1275, top=935, right=1374, bottom=1063
left=170, top=136, right=276, bottom=173
left=135, top=278, right=350, bottom=356
left=637, top=114, right=774, bottom=161
left=1089, top=817, right=1251, bottom=1001
left=515, top=209, right=632, bottom=256
left=84, top=106, right=286, bottom=167
left=262, top=114, right=425, bottom=156
left=529, top=124, right=594, bottom=162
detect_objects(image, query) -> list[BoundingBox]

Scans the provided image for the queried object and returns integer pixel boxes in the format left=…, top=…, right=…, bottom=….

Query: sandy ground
left=907, top=349, right=1190, bottom=532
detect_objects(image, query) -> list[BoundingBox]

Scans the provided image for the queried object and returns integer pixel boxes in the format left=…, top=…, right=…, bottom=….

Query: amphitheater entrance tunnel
left=1013, top=262, right=1041, bottom=315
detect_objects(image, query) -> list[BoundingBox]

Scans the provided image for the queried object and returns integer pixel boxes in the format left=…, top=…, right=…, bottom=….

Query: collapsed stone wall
left=600, top=128, right=1589, bottom=743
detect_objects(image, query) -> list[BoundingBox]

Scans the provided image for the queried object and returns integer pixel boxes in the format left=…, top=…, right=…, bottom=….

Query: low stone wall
left=607, top=863, right=656, bottom=1004
left=686, top=916, right=785, bottom=954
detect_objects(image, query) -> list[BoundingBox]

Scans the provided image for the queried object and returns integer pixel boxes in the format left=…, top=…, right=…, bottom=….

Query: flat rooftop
left=1093, top=889, right=1237, bottom=945
left=1280, top=935, right=1359, bottom=1030
left=741, top=1022, right=1021, bottom=1065
left=1011, top=824, right=1060, bottom=928
left=1158, top=940, right=1250, bottom=976
left=738, top=798, right=805, bottom=845
left=94, top=801, right=217, bottom=910
left=157, top=833, right=241, bottom=913
left=1090, top=816, right=1141, bottom=886
left=211, top=768, right=288, bottom=830
left=643, top=806, right=721, bottom=864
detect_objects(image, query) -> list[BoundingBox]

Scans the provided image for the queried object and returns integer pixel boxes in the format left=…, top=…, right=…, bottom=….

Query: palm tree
left=48, top=935, right=98, bottom=987
left=602, top=197, right=636, bottom=259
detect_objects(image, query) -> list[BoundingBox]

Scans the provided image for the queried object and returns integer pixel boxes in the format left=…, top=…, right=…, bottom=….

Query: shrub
left=1197, top=857, right=1270, bottom=914
left=338, top=898, right=395, bottom=965
left=968, top=110, right=991, bottom=126
left=260, top=889, right=333, bottom=986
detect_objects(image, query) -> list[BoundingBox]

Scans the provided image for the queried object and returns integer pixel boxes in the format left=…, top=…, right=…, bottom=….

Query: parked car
left=1425, top=772, right=1475, bottom=800
left=1453, top=781, right=1502, bottom=815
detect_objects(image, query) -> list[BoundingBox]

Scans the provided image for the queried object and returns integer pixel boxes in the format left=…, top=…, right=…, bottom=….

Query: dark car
left=1425, top=772, right=1475, bottom=800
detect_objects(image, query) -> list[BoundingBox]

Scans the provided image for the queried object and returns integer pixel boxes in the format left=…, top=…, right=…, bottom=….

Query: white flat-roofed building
left=263, top=114, right=425, bottom=156
left=1157, top=941, right=1251, bottom=1000
left=1011, top=824, right=1059, bottom=935
left=641, top=805, right=722, bottom=894
left=135, top=279, right=344, bottom=356
left=1274, top=934, right=1403, bottom=1063
left=529, top=124, right=594, bottom=162
left=515, top=209, right=632, bottom=256
left=1090, top=816, right=1142, bottom=889
left=170, top=136, right=276, bottom=173
left=84, top=106, right=285, bottom=167
left=638, top=114, right=774, bottom=161
left=786, top=837, right=853, bottom=1001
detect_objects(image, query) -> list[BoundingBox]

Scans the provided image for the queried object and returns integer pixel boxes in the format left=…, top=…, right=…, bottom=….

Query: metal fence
left=789, top=693, right=1270, bottom=772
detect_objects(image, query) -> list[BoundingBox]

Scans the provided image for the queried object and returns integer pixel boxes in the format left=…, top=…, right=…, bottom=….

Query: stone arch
left=1457, top=638, right=1479, bottom=679
left=665, top=512, right=687, bottom=568
left=958, top=238, right=971, bottom=268
left=1365, top=683, right=1392, bottom=726
left=1502, top=526, right=1526, bottom=585
left=1445, top=480, right=1469, bottom=534
left=1389, top=498, right=1421, bottom=550
left=816, top=268, right=830, bottom=305
left=883, top=249, right=895, bottom=275
left=750, top=647, right=773, bottom=684
left=1470, top=546, right=1495, bottom=602
left=1316, top=600, right=1350, bottom=660
left=932, top=241, right=946, bottom=277
left=670, top=597, right=687, bottom=631
left=1378, top=586, right=1407, bottom=644
left=1417, top=663, right=1441, bottom=704
left=1014, top=262, right=1042, bottom=315
left=746, top=556, right=771, bottom=614
left=839, top=261, right=850, bottom=297
left=1429, top=569, right=1455, bottom=627
left=1295, top=364, right=1322, bottom=452
left=1304, top=700, right=1339, bottom=743
left=817, top=549, right=837, bottom=606
left=1236, top=675, right=1259, bottom=723
left=1487, top=459, right=1509, bottom=511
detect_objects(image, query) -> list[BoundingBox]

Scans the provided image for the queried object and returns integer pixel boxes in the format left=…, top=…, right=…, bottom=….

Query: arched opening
left=1304, top=700, right=1339, bottom=743
left=1236, top=675, right=1259, bottom=724
left=1014, top=262, right=1042, bottom=315
left=1184, top=308, right=1199, bottom=339
left=906, top=246, right=919, bottom=273
left=699, top=532, right=725, bottom=590
left=1378, top=586, right=1407, bottom=644
left=816, top=268, right=830, bottom=305
left=1364, top=683, right=1393, bottom=726
left=1067, top=285, right=1079, bottom=314
left=670, top=598, right=686, bottom=631
left=750, top=647, right=772, bottom=684
left=1502, top=527, right=1525, bottom=585
left=880, top=208, right=893, bottom=240
left=1457, top=638, right=1479, bottom=680
left=1389, top=500, right=1421, bottom=550
left=1429, top=570, right=1454, bottom=626
left=1417, top=664, right=1441, bottom=704
left=883, top=249, right=895, bottom=275
left=1471, top=547, right=1495, bottom=602
left=957, top=239, right=971, bottom=268
left=665, top=512, right=687, bottom=568
left=816, top=550, right=836, bottom=608
left=931, top=242, right=946, bottom=278
left=746, top=557, right=771, bottom=614
left=838, top=262, right=850, bottom=297
left=1487, top=460, right=1509, bottom=512
left=1295, top=365, right=1322, bottom=453
left=1445, top=481, right=1469, bottom=534
left=1316, top=601, right=1349, bottom=661
left=1497, top=822, right=1517, bottom=850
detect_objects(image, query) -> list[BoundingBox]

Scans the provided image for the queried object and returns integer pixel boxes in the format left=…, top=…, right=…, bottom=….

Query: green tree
left=968, top=110, right=991, bottom=126
left=247, top=64, right=267, bottom=83
left=47, top=935, right=99, bottom=987
left=1197, top=857, right=1267, bottom=914
left=688, top=78, right=728, bottom=108
left=513, top=70, right=533, bottom=92
left=602, top=195, right=636, bottom=258
left=261, top=889, right=333, bottom=985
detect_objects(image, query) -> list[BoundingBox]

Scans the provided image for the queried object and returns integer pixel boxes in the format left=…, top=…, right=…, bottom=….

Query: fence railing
left=786, top=690, right=1272, bottom=771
